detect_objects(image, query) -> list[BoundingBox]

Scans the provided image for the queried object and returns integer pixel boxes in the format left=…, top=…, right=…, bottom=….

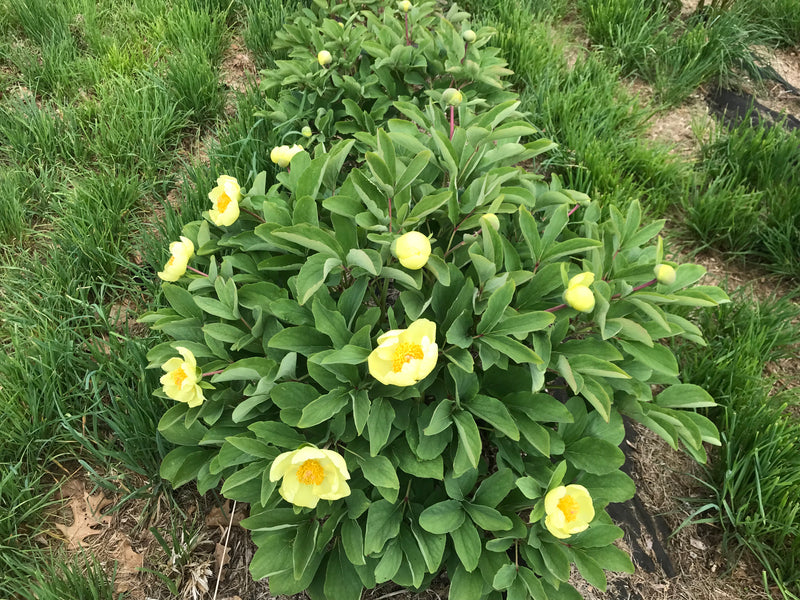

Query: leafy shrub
left=143, top=1, right=727, bottom=598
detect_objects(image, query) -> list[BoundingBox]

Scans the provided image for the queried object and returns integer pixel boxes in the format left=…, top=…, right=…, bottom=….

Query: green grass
left=675, top=287, right=800, bottom=595
left=685, top=116, right=800, bottom=277
left=580, top=0, right=770, bottom=106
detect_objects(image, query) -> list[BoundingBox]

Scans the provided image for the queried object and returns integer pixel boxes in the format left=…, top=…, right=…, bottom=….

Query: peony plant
left=142, top=1, right=728, bottom=599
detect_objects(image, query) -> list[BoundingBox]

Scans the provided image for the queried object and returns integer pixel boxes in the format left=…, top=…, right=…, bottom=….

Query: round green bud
left=442, top=88, right=463, bottom=106
left=462, top=29, right=476, bottom=43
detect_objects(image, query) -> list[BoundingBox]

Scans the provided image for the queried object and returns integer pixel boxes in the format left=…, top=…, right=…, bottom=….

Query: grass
left=580, top=0, right=771, bottom=106
left=1, top=0, right=799, bottom=596
left=675, top=287, right=800, bottom=595
left=684, top=116, right=800, bottom=277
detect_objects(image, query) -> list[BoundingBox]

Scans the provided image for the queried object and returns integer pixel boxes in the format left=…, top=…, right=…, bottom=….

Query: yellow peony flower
left=399, top=0, right=412, bottom=12
left=442, top=87, right=463, bottom=107
left=160, top=346, right=205, bottom=408
left=269, top=446, right=351, bottom=508
left=270, top=144, right=304, bottom=168
left=208, top=175, right=241, bottom=227
left=544, top=484, right=595, bottom=539
left=157, top=236, right=194, bottom=282
left=368, top=319, right=438, bottom=386
left=317, top=50, right=332, bottom=67
left=563, top=272, right=595, bottom=313
left=654, top=263, right=676, bottom=285
left=393, top=231, right=431, bottom=270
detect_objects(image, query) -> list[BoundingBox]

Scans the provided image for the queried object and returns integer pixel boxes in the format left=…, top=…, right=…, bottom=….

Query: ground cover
left=0, top=0, right=798, bottom=598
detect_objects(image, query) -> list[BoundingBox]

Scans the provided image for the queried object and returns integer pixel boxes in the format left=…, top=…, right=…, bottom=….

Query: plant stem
left=405, top=13, right=410, bottom=45
left=241, top=208, right=266, bottom=223
left=201, top=369, right=225, bottom=377
left=567, top=204, right=579, bottom=217
left=545, top=302, right=567, bottom=313
left=187, top=266, right=208, bottom=277
left=450, top=105, right=455, bottom=140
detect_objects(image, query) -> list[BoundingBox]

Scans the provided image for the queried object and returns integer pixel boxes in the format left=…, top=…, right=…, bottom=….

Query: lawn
left=0, top=0, right=798, bottom=598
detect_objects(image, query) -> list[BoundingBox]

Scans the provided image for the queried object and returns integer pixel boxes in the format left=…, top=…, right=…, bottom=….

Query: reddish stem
left=241, top=208, right=266, bottom=223
left=545, top=303, right=567, bottom=313
left=450, top=105, right=455, bottom=140
left=567, top=204, right=579, bottom=217
left=201, top=369, right=225, bottom=377
left=405, top=14, right=410, bottom=45
left=187, top=266, right=208, bottom=277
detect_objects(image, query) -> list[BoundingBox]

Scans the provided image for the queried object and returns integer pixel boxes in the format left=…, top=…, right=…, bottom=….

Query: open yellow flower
left=654, top=263, right=676, bottom=285
left=563, top=272, right=595, bottom=313
left=270, top=144, right=304, bottom=168
left=160, top=346, right=205, bottom=408
left=544, top=484, right=595, bottom=539
left=368, top=319, right=437, bottom=386
left=157, top=236, right=194, bottom=282
left=393, top=231, right=431, bottom=270
left=208, top=175, right=241, bottom=227
left=269, top=446, right=351, bottom=508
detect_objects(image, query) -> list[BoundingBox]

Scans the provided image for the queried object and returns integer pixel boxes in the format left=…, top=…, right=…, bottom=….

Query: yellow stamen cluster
left=296, top=459, right=326, bottom=486
left=392, top=342, right=424, bottom=373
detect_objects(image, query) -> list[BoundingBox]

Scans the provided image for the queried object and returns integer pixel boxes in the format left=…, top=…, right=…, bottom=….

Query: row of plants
left=148, top=1, right=729, bottom=598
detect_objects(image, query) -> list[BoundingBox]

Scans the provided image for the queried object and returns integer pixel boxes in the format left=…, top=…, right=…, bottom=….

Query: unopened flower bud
left=564, top=285, right=595, bottom=313
left=317, top=50, right=332, bottom=67
left=399, top=0, right=412, bottom=12
left=654, top=263, right=676, bottom=285
left=393, top=231, right=431, bottom=270
left=442, top=87, right=463, bottom=106
left=301, top=126, right=312, bottom=138
left=462, top=29, right=476, bottom=43
left=480, top=213, right=500, bottom=231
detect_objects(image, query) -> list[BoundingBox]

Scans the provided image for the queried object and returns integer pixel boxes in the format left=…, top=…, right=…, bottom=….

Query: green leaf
left=476, top=280, right=515, bottom=334
left=617, top=340, right=679, bottom=377
left=452, top=410, right=482, bottom=470
left=445, top=347, right=474, bottom=372
left=579, top=471, right=635, bottom=504
left=566, top=355, right=631, bottom=379
left=341, top=519, right=366, bottom=566
left=583, top=544, right=635, bottom=574
left=450, top=520, right=482, bottom=572
left=564, top=438, right=624, bottom=475
left=158, top=404, right=208, bottom=446
left=249, top=421, right=306, bottom=449
left=493, top=563, right=517, bottom=590
left=374, top=539, right=403, bottom=583
left=297, top=388, right=349, bottom=428
left=406, top=190, right=451, bottom=223
left=359, top=454, right=400, bottom=502
left=395, top=150, right=432, bottom=196
left=541, top=238, right=603, bottom=262
left=311, top=296, right=350, bottom=347
left=160, top=447, right=214, bottom=488
left=464, top=395, right=519, bottom=440
left=366, top=151, right=394, bottom=191
left=162, top=283, right=201, bottom=318
left=194, top=296, right=237, bottom=320
left=419, top=500, right=465, bottom=534
left=221, top=460, right=268, bottom=502
left=411, top=523, right=446, bottom=573
left=491, top=311, right=555, bottom=337
left=293, top=520, right=319, bottom=581
left=346, top=248, right=382, bottom=276
left=540, top=540, right=571, bottom=581
left=364, top=499, right=403, bottom=555
left=464, top=503, right=512, bottom=531
left=480, top=334, right=542, bottom=364
left=323, top=545, right=363, bottom=600
left=272, top=224, right=344, bottom=259
left=655, top=384, right=716, bottom=408
left=268, top=326, right=332, bottom=355
left=296, top=253, right=342, bottom=305
left=212, top=357, right=276, bottom=383
left=367, top=397, right=395, bottom=456
left=321, top=345, right=370, bottom=365
left=449, top=565, right=484, bottom=600
left=423, top=399, right=454, bottom=435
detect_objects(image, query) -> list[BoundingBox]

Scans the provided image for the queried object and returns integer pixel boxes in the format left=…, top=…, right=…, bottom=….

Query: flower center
left=296, top=459, right=326, bottom=486
left=173, top=367, right=188, bottom=387
left=167, top=256, right=176, bottom=266
left=217, top=192, right=232, bottom=212
left=557, top=495, right=580, bottom=523
left=391, top=342, right=424, bottom=373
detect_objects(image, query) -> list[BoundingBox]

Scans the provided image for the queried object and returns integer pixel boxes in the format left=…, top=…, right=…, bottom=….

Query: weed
left=165, top=48, right=226, bottom=127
